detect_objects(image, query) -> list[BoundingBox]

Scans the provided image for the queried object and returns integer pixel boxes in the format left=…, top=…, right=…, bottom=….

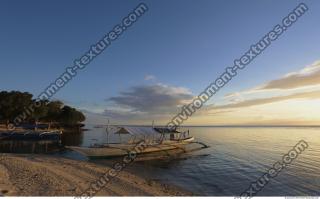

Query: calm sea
left=61, top=126, right=320, bottom=196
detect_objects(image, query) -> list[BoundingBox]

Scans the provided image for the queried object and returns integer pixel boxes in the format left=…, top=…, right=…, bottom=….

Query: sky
left=1, top=0, right=320, bottom=125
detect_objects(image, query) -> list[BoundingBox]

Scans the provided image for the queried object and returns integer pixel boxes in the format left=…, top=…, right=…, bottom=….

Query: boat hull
left=67, top=137, right=195, bottom=159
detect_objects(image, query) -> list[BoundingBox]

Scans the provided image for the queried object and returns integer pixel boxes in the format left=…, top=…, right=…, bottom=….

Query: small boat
left=67, top=126, right=208, bottom=159
left=0, top=130, right=62, bottom=141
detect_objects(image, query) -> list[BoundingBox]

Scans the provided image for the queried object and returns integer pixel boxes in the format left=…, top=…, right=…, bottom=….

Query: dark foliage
left=0, top=91, right=85, bottom=128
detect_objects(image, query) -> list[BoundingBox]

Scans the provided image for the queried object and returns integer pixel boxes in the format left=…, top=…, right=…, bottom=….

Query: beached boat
left=0, top=131, right=63, bottom=153
left=0, top=130, right=62, bottom=141
left=67, top=126, right=208, bottom=159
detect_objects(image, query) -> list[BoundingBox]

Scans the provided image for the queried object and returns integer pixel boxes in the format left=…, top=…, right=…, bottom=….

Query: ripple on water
left=63, top=126, right=320, bottom=196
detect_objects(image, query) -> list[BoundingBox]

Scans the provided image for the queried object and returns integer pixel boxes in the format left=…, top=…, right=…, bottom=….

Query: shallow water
left=62, top=126, right=320, bottom=196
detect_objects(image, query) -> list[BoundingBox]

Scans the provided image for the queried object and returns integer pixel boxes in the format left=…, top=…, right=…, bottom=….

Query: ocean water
left=61, top=126, right=320, bottom=196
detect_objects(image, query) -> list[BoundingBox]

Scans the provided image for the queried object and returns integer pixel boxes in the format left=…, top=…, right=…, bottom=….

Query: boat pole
left=106, top=119, right=110, bottom=145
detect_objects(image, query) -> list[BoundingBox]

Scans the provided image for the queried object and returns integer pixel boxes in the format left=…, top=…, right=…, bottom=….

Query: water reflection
left=93, top=126, right=320, bottom=196
left=0, top=128, right=84, bottom=153
left=0, top=140, right=60, bottom=153
left=3, top=125, right=320, bottom=196
left=61, top=130, right=84, bottom=146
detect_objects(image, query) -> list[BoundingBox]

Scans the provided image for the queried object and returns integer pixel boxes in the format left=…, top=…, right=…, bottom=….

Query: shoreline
left=0, top=124, right=84, bottom=133
left=0, top=153, right=192, bottom=196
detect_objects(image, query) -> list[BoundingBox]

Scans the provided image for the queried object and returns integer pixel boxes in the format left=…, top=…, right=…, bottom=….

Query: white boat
left=67, top=126, right=208, bottom=159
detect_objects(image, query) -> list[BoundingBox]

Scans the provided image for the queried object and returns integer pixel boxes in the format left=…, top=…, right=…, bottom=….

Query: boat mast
left=152, top=120, right=155, bottom=142
left=106, top=119, right=110, bottom=145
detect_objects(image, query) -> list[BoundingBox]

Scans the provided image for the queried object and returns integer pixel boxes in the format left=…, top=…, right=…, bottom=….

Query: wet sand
left=0, top=154, right=191, bottom=196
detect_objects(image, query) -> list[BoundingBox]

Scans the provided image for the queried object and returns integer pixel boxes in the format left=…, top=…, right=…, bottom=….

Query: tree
left=59, top=106, right=86, bottom=126
left=44, top=100, right=63, bottom=130
left=0, top=91, right=86, bottom=130
left=0, top=91, right=33, bottom=128
left=31, top=100, right=49, bottom=130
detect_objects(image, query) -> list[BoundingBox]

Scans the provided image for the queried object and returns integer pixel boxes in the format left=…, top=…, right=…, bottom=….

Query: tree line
left=0, top=91, right=85, bottom=129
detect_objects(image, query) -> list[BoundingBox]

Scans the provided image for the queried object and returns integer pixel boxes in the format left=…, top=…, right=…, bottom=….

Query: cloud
left=85, top=60, right=320, bottom=125
left=256, top=61, right=320, bottom=90
left=107, top=83, right=194, bottom=115
left=213, top=90, right=320, bottom=110
left=225, top=60, right=320, bottom=99
left=144, top=74, right=156, bottom=81
left=102, top=109, right=144, bottom=120
left=257, top=61, right=320, bottom=90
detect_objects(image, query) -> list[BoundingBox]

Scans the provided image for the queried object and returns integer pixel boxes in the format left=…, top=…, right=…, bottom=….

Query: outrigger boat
left=67, top=126, right=209, bottom=159
left=0, top=130, right=63, bottom=153
left=0, top=130, right=62, bottom=141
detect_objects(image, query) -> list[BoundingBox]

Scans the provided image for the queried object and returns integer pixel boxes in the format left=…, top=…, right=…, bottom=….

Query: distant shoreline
left=87, top=124, right=320, bottom=128
left=0, top=124, right=84, bottom=133
left=183, top=125, right=320, bottom=128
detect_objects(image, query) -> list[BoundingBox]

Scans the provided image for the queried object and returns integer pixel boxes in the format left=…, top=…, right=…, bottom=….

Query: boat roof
left=109, top=126, right=158, bottom=136
left=153, top=127, right=180, bottom=134
left=108, top=126, right=181, bottom=136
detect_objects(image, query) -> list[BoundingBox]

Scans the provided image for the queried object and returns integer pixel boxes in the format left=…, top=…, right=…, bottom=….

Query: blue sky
left=1, top=0, right=320, bottom=125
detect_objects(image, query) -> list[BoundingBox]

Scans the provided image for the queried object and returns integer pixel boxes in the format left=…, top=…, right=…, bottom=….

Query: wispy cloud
left=213, top=90, right=320, bottom=110
left=144, top=74, right=156, bottom=81
left=84, top=60, right=320, bottom=125
left=257, top=60, right=320, bottom=90
left=226, top=60, right=320, bottom=99
left=102, top=108, right=144, bottom=120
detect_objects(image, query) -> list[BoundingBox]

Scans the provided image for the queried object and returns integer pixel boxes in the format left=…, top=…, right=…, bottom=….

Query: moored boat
left=0, top=130, right=62, bottom=141
left=67, top=126, right=208, bottom=159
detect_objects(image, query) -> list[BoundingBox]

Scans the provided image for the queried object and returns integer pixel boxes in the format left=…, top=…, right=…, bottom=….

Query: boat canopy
left=108, top=126, right=181, bottom=136
left=108, top=126, right=158, bottom=136
left=153, top=127, right=181, bottom=134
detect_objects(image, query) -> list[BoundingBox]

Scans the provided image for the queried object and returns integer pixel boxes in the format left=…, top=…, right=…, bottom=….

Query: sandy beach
left=0, top=154, right=191, bottom=196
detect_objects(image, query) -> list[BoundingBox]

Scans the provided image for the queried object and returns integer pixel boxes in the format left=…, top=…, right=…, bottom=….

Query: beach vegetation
left=0, top=91, right=85, bottom=129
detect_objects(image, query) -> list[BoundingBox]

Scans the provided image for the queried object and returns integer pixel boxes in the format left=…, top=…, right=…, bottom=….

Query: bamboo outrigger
left=67, top=126, right=209, bottom=159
